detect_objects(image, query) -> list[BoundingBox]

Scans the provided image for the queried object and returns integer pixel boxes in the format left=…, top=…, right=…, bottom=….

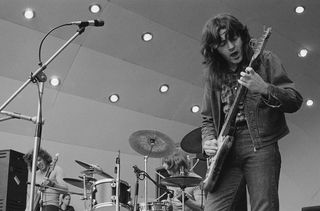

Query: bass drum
left=139, top=202, right=168, bottom=211
left=91, top=178, right=131, bottom=211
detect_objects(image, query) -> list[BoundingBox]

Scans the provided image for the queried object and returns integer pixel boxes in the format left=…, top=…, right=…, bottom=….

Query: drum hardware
left=139, top=201, right=169, bottom=211
left=129, top=130, right=175, bottom=208
left=132, top=165, right=172, bottom=211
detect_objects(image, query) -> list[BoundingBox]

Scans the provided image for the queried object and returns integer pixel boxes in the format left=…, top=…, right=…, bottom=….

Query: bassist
left=200, top=14, right=302, bottom=211
left=24, top=148, right=68, bottom=211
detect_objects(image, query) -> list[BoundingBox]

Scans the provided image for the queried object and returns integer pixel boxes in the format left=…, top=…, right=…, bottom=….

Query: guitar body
left=203, top=135, right=234, bottom=192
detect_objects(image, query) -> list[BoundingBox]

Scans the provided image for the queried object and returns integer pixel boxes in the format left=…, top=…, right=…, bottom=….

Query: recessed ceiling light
left=23, top=8, right=35, bottom=20
left=142, top=32, right=153, bottom=42
left=191, top=105, right=200, bottom=113
left=49, top=76, right=60, bottom=87
left=89, top=4, right=101, bottom=14
left=298, top=49, right=308, bottom=57
left=295, top=6, right=305, bottom=14
left=306, top=99, right=314, bottom=107
left=109, top=94, right=119, bottom=103
left=159, top=84, right=169, bottom=93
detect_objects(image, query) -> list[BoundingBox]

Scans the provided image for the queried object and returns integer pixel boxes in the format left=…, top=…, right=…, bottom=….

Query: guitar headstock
left=250, top=26, right=272, bottom=63
left=50, top=153, right=59, bottom=170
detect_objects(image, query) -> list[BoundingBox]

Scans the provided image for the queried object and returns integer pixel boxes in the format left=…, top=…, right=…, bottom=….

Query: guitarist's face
left=37, top=157, right=48, bottom=172
left=216, top=28, right=243, bottom=69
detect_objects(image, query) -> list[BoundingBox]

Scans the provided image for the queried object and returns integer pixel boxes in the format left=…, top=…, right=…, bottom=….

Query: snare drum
left=91, top=178, right=131, bottom=211
left=139, top=202, right=168, bottom=211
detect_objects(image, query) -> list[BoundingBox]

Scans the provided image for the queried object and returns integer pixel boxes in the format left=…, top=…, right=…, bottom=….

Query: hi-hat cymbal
left=78, top=175, right=97, bottom=182
left=75, top=160, right=113, bottom=178
left=180, top=127, right=202, bottom=154
left=129, top=130, right=175, bottom=158
left=161, top=175, right=202, bottom=188
left=63, top=178, right=93, bottom=189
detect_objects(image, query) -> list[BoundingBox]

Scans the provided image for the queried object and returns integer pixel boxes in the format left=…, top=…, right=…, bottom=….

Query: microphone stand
left=0, top=25, right=87, bottom=211
left=133, top=170, right=140, bottom=211
left=143, top=138, right=155, bottom=208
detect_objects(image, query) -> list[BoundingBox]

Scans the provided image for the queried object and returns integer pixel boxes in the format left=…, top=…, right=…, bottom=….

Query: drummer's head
left=60, top=193, right=72, bottom=206
left=162, top=149, right=190, bottom=176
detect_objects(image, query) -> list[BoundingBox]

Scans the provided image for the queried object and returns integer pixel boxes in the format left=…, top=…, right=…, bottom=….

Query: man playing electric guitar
left=200, top=14, right=303, bottom=211
left=24, top=148, right=68, bottom=211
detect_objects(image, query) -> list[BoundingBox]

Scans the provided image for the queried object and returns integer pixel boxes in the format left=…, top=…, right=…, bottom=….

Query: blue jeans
left=204, top=128, right=281, bottom=211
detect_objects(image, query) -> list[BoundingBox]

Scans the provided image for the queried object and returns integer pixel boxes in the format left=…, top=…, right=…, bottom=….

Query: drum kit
left=61, top=129, right=203, bottom=211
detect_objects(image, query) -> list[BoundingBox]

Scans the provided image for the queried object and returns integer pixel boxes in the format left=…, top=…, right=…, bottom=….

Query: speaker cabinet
left=0, top=149, right=28, bottom=211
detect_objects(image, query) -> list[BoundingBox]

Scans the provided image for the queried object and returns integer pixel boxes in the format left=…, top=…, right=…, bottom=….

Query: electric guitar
left=203, top=27, right=272, bottom=193
left=33, top=153, right=59, bottom=211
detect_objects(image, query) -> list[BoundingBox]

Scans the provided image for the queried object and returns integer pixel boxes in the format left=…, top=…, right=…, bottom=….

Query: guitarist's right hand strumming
left=202, top=139, right=218, bottom=157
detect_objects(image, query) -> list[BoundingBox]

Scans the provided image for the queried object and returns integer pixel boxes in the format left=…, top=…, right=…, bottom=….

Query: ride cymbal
left=129, top=130, right=175, bottom=158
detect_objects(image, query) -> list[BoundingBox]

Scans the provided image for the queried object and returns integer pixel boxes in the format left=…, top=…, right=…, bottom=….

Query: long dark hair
left=200, top=14, right=253, bottom=89
left=23, top=148, right=53, bottom=169
left=162, top=149, right=190, bottom=175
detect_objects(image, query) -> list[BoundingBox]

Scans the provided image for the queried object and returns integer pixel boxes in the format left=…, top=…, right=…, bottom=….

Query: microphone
left=132, top=165, right=143, bottom=174
left=69, top=19, right=104, bottom=27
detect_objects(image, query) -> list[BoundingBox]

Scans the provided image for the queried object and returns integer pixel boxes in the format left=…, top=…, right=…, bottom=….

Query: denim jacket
left=201, top=51, right=303, bottom=150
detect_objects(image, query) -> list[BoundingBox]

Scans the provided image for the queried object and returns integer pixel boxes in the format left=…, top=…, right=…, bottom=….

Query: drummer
left=162, top=149, right=204, bottom=211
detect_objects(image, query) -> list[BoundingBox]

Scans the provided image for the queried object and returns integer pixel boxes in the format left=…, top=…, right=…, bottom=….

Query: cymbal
left=180, top=127, right=202, bottom=154
left=75, top=160, right=113, bottom=178
left=78, top=175, right=97, bottom=182
left=161, top=176, right=202, bottom=188
left=34, top=183, right=83, bottom=195
left=129, top=130, right=175, bottom=158
left=63, top=178, right=93, bottom=189
left=80, top=169, right=113, bottom=179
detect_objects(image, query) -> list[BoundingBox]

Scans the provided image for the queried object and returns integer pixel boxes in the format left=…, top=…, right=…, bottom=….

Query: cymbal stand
left=144, top=138, right=155, bottom=208
left=181, top=185, right=186, bottom=211
left=115, top=151, right=120, bottom=211
left=82, top=174, right=88, bottom=200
